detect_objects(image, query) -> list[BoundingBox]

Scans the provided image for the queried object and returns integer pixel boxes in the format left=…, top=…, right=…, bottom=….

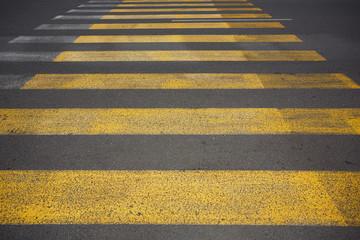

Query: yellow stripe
left=90, top=22, right=284, bottom=29
left=53, top=51, right=326, bottom=62
left=101, top=14, right=271, bottom=19
left=1, top=170, right=359, bottom=225
left=21, top=74, right=360, bottom=89
left=117, top=3, right=254, bottom=6
left=73, top=35, right=301, bottom=43
left=110, top=8, right=261, bottom=12
left=0, top=108, right=359, bottom=135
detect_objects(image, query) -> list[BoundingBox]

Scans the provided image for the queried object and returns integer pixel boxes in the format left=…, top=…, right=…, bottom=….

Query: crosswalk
left=0, top=0, right=359, bottom=231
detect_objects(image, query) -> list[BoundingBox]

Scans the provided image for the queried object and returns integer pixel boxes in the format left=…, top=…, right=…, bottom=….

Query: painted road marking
left=69, top=8, right=262, bottom=13
left=0, top=51, right=324, bottom=62
left=79, top=3, right=255, bottom=7
left=10, top=35, right=301, bottom=43
left=90, top=22, right=284, bottom=29
left=34, top=22, right=284, bottom=30
left=0, top=52, right=61, bottom=62
left=171, top=18, right=292, bottom=21
left=1, top=170, right=359, bottom=225
left=9, top=36, right=78, bottom=44
left=73, top=34, right=301, bottom=43
left=35, top=24, right=93, bottom=30
left=53, top=51, right=326, bottom=62
left=110, top=8, right=262, bottom=12
left=68, top=9, right=113, bottom=13
left=21, top=73, right=360, bottom=89
left=53, top=14, right=271, bottom=20
left=0, top=108, right=359, bottom=135
left=103, top=13, right=271, bottom=19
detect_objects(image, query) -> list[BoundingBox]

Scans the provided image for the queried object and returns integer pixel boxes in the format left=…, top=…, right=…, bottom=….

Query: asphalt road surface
left=0, top=0, right=359, bottom=239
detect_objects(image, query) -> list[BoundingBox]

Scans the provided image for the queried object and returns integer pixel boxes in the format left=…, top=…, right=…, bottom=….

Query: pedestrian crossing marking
left=10, top=35, right=300, bottom=43
left=53, top=50, right=326, bottom=62
left=0, top=108, right=359, bottom=135
left=73, top=35, right=301, bottom=43
left=1, top=170, right=359, bottom=225
left=109, top=8, right=262, bottom=12
left=21, top=73, right=359, bottom=89
left=90, top=22, right=284, bottom=29
left=2, top=0, right=359, bottom=231
left=101, top=14, right=272, bottom=19
left=69, top=8, right=262, bottom=13
left=114, top=3, right=255, bottom=7
left=80, top=3, right=255, bottom=7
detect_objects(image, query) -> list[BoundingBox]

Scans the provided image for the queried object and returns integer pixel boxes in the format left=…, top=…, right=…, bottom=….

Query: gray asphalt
left=0, top=0, right=360, bottom=239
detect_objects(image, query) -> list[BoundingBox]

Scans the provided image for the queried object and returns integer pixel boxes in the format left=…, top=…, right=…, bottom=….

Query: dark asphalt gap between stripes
left=0, top=225, right=359, bottom=240
left=0, top=89, right=359, bottom=108
left=1, top=135, right=360, bottom=171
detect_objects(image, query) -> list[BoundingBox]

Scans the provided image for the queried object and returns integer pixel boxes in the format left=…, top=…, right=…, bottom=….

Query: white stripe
left=68, top=9, right=112, bottom=13
left=53, top=15, right=104, bottom=20
left=9, top=36, right=78, bottom=44
left=0, top=52, right=60, bottom=61
left=79, top=4, right=118, bottom=7
left=35, top=24, right=92, bottom=30
left=88, top=1, right=125, bottom=2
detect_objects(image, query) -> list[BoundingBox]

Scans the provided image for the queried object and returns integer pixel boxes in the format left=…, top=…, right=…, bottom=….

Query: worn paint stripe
left=69, top=8, right=261, bottom=13
left=172, top=18, right=291, bottom=22
left=68, top=9, right=112, bottom=13
left=109, top=8, right=262, bottom=12
left=53, top=51, right=326, bottom=62
left=10, top=35, right=299, bottom=44
left=90, top=22, right=284, bottom=29
left=119, top=3, right=254, bottom=6
left=35, top=24, right=93, bottom=30
left=1, top=170, right=359, bottom=225
left=0, top=108, right=359, bottom=135
left=9, top=36, right=78, bottom=44
left=102, top=14, right=271, bottom=19
left=21, top=73, right=360, bottom=89
left=0, top=52, right=60, bottom=62
left=53, top=14, right=271, bottom=20
left=73, top=34, right=301, bottom=43
left=80, top=3, right=255, bottom=7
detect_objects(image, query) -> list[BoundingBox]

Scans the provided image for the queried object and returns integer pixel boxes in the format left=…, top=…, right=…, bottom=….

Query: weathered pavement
left=0, top=0, right=360, bottom=239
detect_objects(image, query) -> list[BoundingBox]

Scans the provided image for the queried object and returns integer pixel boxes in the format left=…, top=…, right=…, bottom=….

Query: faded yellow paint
left=110, top=8, right=262, bottom=12
left=73, top=35, right=300, bottom=43
left=101, top=14, right=271, bottom=19
left=1, top=170, right=359, bottom=225
left=53, top=51, right=326, bottom=62
left=90, top=22, right=284, bottom=29
left=117, top=3, right=254, bottom=7
left=21, top=74, right=360, bottom=89
left=0, top=108, right=359, bottom=135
